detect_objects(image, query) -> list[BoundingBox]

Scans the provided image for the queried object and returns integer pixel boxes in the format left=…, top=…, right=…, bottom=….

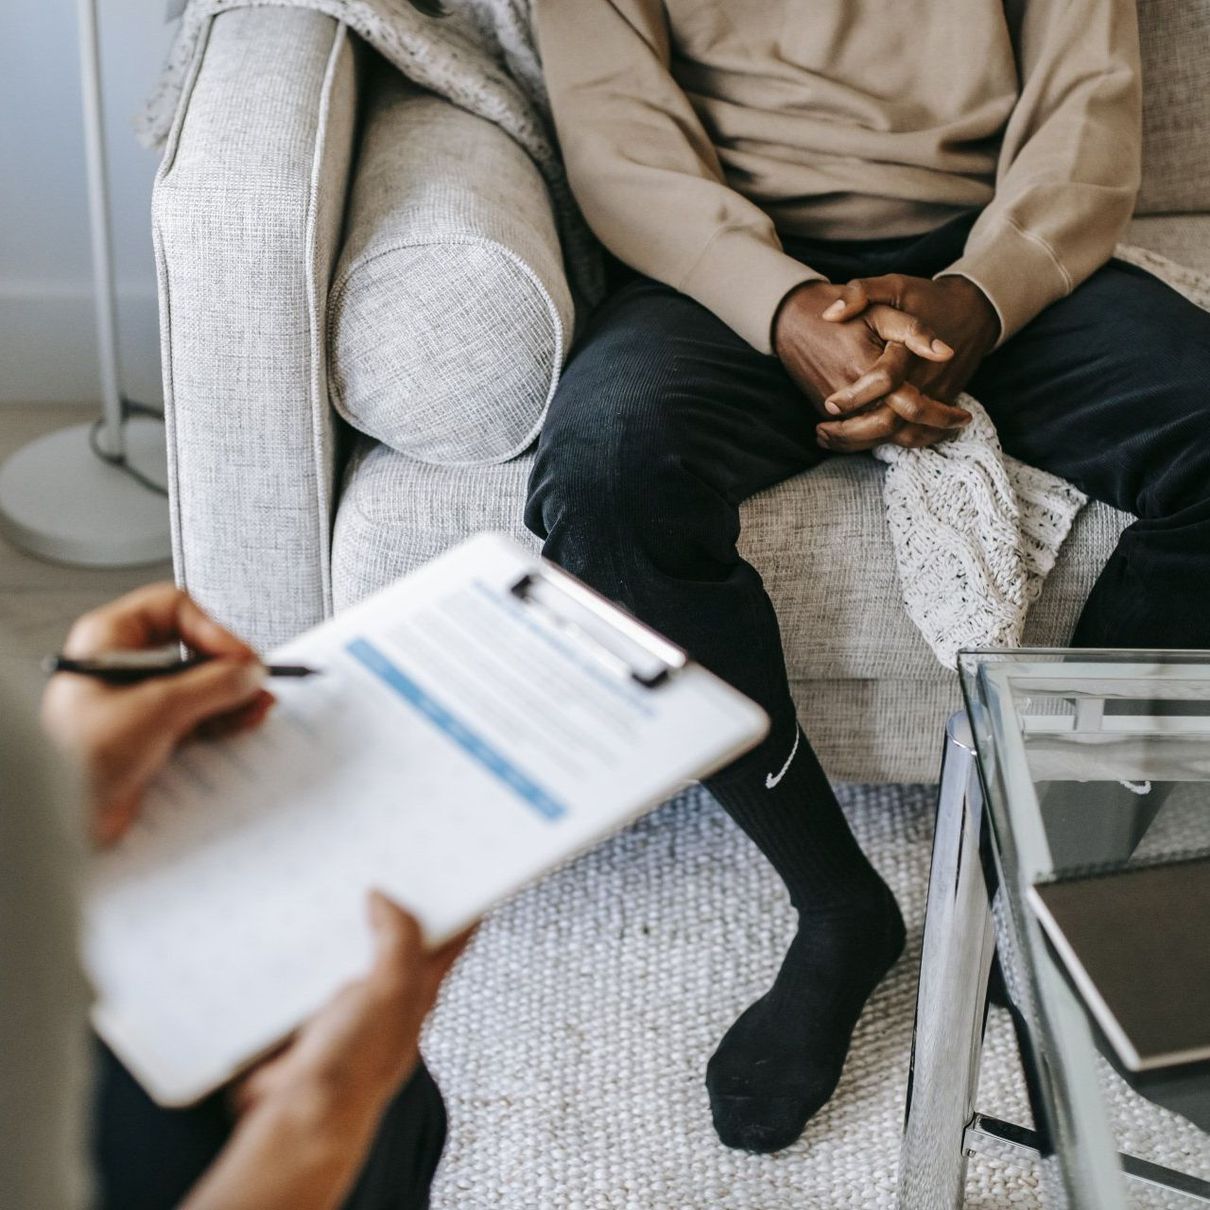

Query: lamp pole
left=0, top=0, right=172, bottom=568
left=77, top=0, right=126, bottom=462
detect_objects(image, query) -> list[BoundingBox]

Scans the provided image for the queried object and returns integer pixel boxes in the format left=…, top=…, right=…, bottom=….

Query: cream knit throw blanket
left=143, top=3, right=1210, bottom=668
left=878, top=245, right=1210, bottom=666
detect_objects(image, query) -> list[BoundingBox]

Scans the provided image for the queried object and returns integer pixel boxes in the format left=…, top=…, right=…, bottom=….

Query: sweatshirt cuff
left=679, top=226, right=823, bottom=354
left=935, top=217, right=1073, bottom=348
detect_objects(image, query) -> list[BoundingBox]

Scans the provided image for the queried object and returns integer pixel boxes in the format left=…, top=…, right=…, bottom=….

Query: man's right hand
left=42, top=584, right=273, bottom=846
left=772, top=281, right=971, bottom=451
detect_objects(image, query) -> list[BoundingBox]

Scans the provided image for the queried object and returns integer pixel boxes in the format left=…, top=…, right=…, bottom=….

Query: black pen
left=44, top=652, right=321, bottom=685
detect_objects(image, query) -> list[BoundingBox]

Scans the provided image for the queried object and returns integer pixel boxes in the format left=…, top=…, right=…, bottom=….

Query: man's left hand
left=815, top=275, right=1000, bottom=451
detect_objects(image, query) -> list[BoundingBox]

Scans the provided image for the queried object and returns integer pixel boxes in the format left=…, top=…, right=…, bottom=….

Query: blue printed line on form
left=345, top=638, right=567, bottom=823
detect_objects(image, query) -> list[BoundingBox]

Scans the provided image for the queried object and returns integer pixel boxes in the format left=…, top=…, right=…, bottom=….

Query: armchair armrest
left=152, top=8, right=359, bottom=652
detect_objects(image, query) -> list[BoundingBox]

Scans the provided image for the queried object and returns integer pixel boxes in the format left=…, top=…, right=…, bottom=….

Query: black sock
left=703, top=726, right=905, bottom=1153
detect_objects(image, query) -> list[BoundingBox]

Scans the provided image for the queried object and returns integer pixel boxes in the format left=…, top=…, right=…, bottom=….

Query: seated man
left=526, top=0, right=1210, bottom=1154
left=4, top=585, right=466, bottom=1210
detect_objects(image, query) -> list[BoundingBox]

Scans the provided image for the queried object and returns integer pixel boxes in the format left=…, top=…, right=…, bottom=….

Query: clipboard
left=83, top=533, right=769, bottom=1106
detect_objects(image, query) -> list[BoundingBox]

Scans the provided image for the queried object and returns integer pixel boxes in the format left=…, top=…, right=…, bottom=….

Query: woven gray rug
left=422, top=783, right=1208, bottom=1208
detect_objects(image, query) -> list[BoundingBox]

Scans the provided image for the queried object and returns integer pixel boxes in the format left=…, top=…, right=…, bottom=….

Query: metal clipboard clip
left=509, top=565, right=687, bottom=689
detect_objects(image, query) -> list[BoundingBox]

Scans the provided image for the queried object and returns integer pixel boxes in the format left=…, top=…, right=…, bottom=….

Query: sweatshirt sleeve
left=533, top=0, right=821, bottom=354
left=936, top=0, right=1142, bottom=345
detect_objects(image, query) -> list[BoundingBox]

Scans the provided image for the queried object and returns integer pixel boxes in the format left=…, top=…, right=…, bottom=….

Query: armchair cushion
left=328, top=67, right=573, bottom=466
left=331, top=439, right=1130, bottom=781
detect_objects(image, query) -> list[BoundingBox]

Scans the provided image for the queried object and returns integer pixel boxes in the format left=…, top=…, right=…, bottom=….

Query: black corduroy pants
left=93, top=1041, right=447, bottom=1210
left=526, top=212, right=1210, bottom=814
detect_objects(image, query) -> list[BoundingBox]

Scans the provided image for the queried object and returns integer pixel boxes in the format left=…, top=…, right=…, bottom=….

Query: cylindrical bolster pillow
left=327, top=68, right=573, bottom=465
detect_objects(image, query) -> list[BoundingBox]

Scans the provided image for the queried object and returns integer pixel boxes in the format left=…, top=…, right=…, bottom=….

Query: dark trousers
left=525, top=211, right=1210, bottom=785
left=92, top=1041, right=446, bottom=1210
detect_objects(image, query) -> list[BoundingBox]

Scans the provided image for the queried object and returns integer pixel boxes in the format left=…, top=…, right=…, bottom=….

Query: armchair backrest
left=1137, top=0, right=1210, bottom=215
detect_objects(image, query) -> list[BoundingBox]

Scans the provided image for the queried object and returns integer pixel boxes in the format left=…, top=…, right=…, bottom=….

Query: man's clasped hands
left=773, top=271, right=1002, bottom=452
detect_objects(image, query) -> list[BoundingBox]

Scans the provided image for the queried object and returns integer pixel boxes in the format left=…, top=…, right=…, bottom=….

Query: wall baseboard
left=0, top=285, right=162, bottom=407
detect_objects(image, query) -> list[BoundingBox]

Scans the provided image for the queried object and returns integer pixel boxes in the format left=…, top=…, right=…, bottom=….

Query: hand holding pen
left=41, top=584, right=305, bottom=845
left=46, top=651, right=319, bottom=684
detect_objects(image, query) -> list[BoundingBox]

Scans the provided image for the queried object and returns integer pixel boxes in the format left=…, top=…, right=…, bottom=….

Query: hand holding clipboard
left=83, top=534, right=769, bottom=1105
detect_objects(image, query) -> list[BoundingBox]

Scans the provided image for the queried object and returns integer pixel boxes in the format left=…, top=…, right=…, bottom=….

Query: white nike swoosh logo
left=1120, top=779, right=1152, bottom=796
left=765, top=727, right=800, bottom=789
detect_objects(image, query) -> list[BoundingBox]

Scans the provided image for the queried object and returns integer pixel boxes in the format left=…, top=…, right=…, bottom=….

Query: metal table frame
left=897, top=660, right=1210, bottom=1210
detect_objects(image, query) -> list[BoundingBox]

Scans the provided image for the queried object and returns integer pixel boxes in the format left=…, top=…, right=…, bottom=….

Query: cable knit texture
left=876, top=244, right=1210, bottom=668
left=145, top=5, right=1210, bottom=668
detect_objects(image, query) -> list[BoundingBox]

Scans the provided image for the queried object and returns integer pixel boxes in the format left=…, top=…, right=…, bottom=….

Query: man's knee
left=525, top=377, right=677, bottom=547
left=525, top=315, right=686, bottom=544
left=1137, top=396, right=1210, bottom=521
left=524, top=281, right=758, bottom=569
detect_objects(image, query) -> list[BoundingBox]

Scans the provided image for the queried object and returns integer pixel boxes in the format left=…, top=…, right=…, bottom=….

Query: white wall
left=1, top=2, right=176, bottom=404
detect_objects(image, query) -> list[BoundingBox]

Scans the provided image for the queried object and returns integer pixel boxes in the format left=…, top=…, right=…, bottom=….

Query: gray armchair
left=153, top=3, right=1210, bottom=783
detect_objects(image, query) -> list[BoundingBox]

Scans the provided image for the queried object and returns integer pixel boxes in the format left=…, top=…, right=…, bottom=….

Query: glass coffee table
left=897, top=650, right=1210, bottom=1209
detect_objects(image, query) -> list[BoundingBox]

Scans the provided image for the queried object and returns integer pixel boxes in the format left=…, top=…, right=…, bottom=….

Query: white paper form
left=84, top=534, right=768, bottom=1105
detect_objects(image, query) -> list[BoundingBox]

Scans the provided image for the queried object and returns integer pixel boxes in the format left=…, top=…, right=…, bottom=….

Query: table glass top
left=959, top=649, right=1210, bottom=1206
left=959, top=649, right=1210, bottom=882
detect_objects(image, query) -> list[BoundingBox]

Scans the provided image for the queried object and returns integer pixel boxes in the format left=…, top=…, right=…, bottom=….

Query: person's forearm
left=180, top=1085, right=383, bottom=1210
left=535, top=0, right=820, bottom=352
left=937, top=0, right=1141, bottom=344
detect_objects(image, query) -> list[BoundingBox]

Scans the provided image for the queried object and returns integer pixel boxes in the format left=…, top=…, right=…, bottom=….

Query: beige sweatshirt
left=535, top=1, right=1142, bottom=354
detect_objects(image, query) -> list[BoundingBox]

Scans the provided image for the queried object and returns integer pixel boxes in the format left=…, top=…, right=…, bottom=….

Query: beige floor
left=0, top=404, right=173, bottom=660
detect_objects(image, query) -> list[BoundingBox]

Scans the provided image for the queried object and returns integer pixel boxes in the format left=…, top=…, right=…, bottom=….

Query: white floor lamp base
left=0, top=418, right=172, bottom=568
